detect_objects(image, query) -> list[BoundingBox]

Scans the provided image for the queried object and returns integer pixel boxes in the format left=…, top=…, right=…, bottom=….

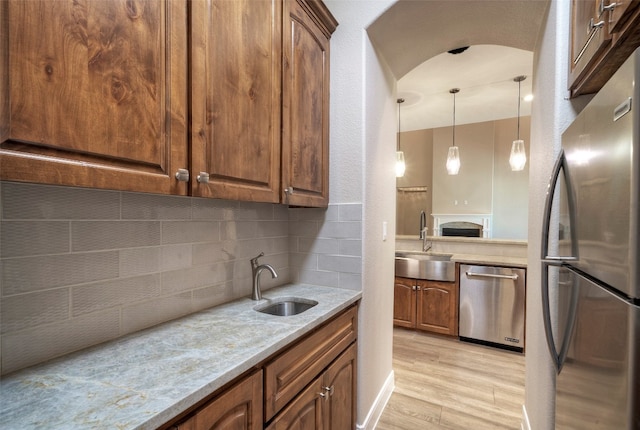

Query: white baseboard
left=521, top=404, right=531, bottom=430
left=356, top=370, right=395, bottom=430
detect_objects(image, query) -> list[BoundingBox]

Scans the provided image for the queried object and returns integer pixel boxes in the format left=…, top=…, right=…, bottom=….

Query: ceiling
left=397, top=45, right=534, bottom=131
left=367, top=0, right=548, bottom=131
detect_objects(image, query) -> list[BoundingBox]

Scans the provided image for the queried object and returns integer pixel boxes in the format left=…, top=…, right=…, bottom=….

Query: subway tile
left=339, top=239, right=362, bottom=256
left=318, top=221, right=362, bottom=240
left=119, top=247, right=161, bottom=277
left=298, top=237, right=339, bottom=254
left=192, top=198, right=238, bottom=221
left=297, top=269, right=340, bottom=288
left=2, top=252, right=120, bottom=295
left=1, top=182, right=121, bottom=220
left=236, top=202, right=276, bottom=220
left=318, top=255, right=362, bottom=274
left=1, top=221, right=69, bottom=258
left=192, top=281, right=235, bottom=311
left=274, top=205, right=289, bottom=221
left=339, top=273, right=362, bottom=291
left=290, top=252, right=318, bottom=270
left=191, top=242, right=228, bottom=266
left=72, top=221, right=161, bottom=251
left=120, top=292, right=193, bottom=335
left=221, top=221, right=257, bottom=241
left=288, top=220, right=319, bottom=237
left=289, top=206, right=334, bottom=222
left=339, top=204, right=362, bottom=221
left=161, top=244, right=193, bottom=271
left=72, top=274, right=161, bottom=316
left=256, top=221, right=288, bottom=238
left=1, top=289, right=70, bottom=334
left=121, top=192, right=192, bottom=220
left=161, top=262, right=233, bottom=294
left=162, top=221, right=219, bottom=244
left=1, top=309, right=120, bottom=374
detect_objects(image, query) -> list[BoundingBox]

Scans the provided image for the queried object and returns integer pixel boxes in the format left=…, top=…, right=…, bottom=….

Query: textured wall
left=0, top=181, right=362, bottom=375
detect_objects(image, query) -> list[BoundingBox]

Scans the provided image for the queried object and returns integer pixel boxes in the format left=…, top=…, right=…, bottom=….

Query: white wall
left=324, top=1, right=397, bottom=427
left=525, top=1, right=590, bottom=428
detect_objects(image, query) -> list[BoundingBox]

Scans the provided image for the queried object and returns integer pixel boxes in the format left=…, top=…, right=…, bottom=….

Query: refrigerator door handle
left=541, top=149, right=579, bottom=261
left=540, top=149, right=580, bottom=373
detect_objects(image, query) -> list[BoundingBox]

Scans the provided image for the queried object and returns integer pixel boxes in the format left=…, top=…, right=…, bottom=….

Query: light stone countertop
left=396, top=249, right=528, bottom=269
left=450, top=254, right=528, bottom=268
left=0, top=284, right=361, bottom=430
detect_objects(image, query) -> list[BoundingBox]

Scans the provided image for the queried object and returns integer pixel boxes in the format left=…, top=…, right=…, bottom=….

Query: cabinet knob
left=412, top=285, right=421, bottom=291
left=323, top=385, right=334, bottom=396
left=284, top=186, right=294, bottom=194
left=197, top=172, right=210, bottom=183
left=175, top=168, right=189, bottom=182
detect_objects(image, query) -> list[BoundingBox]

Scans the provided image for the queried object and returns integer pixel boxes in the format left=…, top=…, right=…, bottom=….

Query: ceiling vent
left=447, top=46, right=469, bottom=55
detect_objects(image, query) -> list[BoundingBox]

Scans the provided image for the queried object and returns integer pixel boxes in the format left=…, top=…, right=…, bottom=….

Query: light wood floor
left=376, top=328, right=525, bottom=430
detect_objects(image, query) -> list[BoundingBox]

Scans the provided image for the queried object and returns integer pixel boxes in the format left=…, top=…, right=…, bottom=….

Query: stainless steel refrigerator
left=541, top=47, right=640, bottom=429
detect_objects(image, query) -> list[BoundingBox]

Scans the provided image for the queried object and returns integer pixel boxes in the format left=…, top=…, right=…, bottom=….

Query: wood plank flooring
left=376, top=328, right=525, bottom=430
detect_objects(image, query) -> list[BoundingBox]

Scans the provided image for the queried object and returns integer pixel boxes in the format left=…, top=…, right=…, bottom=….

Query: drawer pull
left=465, top=271, right=518, bottom=281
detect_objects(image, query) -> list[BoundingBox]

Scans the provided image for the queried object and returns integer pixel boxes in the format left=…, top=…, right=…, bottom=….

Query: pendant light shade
left=446, top=88, right=461, bottom=175
left=396, top=151, right=406, bottom=177
left=510, top=76, right=527, bottom=171
left=396, top=98, right=406, bottom=177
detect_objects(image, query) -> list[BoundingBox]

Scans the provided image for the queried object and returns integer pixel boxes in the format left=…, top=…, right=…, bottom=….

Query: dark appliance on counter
left=459, top=264, right=526, bottom=352
left=541, top=47, right=640, bottom=429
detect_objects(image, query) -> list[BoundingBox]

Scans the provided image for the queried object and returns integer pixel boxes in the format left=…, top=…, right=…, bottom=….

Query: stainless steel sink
left=395, top=252, right=455, bottom=282
left=254, top=297, right=318, bottom=316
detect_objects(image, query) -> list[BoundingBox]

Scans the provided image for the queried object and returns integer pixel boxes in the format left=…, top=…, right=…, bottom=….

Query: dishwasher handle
left=465, top=271, right=519, bottom=281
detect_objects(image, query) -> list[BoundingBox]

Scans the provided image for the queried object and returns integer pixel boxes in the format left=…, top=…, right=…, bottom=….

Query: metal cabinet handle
left=599, top=0, right=616, bottom=16
left=323, top=385, right=334, bottom=396
left=465, top=271, right=518, bottom=281
left=175, top=168, right=189, bottom=182
left=197, top=172, right=210, bottom=183
left=412, top=285, right=421, bottom=291
left=284, top=186, right=294, bottom=194
left=588, top=18, right=605, bottom=33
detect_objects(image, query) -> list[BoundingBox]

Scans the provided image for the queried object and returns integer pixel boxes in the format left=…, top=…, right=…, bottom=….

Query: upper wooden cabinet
left=569, top=0, right=640, bottom=97
left=0, top=0, right=189, bottom=195
left=1, top=0, right=337, bottom=207
left=190, top=0, right=282, bottom=203
left=282, top=0, right=336, bottom=207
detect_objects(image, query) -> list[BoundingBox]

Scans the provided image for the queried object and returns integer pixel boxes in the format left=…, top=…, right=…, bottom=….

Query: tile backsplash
left=0, top=182, right=362, bottom=374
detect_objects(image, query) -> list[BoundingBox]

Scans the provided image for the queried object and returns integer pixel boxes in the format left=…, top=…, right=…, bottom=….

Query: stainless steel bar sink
left=254, top=297, right=318, bottom=316
left=395, top=252, right=455, bottom=282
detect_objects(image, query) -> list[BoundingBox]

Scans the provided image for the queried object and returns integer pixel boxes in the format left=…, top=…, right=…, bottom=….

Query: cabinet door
left=190, top=0, right=281, bottom=203
left=416, top=280, right=458, bottom=336
left=266, top=378, right=324, bottom=430
left=322, top=343, right=357, bottom=430
left=393, top=277, right=416, bottom=328
left=281, top=0, right=335, bottom=207
left=1, top=0, right=189, bottom=195
left=178, top=370, right=263, bottom=430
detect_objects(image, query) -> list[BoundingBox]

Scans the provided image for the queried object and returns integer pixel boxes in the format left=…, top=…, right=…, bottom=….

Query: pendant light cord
left=397, top=98, right=404, bottom=151
left=452, top=91, right=456, bottom=147
left=517, top=79, right=521, bottom=140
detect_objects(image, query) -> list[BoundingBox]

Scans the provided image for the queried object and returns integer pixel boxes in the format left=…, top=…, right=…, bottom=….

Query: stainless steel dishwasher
left=459, top=264, right=526, bottom=352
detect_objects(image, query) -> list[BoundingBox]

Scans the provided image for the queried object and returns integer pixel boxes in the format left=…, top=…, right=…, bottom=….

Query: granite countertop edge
left=0, top=283, right=362, bottom=430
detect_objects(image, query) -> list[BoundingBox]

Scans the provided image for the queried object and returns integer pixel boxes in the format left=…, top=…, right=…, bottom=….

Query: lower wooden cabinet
left=394, top=276, right=458, bottom=336
left=175, top=370, right=263, bottom=430
left=167, top=305, right=358, bottom=430
left=267, top=344, right=356, bottom=430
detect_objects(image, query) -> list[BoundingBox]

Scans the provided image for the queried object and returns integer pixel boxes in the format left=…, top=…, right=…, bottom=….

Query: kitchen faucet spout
left=250, top=252, right=278, bottom=300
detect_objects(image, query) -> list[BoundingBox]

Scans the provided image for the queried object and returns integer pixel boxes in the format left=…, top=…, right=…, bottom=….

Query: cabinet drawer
left=264, top=305, right=357, bottom=421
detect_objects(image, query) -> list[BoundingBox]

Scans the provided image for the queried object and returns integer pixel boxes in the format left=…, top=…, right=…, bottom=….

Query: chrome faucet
left=250, top=252, right=278, bottom=300
left=419, top=211, right=432, bottom=252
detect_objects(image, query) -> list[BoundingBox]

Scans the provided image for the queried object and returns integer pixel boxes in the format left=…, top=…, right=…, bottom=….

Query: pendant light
left=446, top=88, right=461, bottom=175
left=510, top=75, right=527, bottom=171
left=396, top=98, right=406, bottom=177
